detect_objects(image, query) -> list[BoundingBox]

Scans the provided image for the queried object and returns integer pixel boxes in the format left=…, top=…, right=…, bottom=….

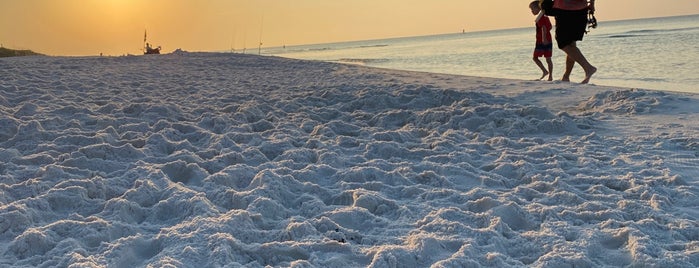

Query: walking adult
left=553, top=0, right=597, bottom=83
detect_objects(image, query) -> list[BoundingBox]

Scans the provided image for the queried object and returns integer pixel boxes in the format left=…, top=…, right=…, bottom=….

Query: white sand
left=1, top=52, right=697, bottom=267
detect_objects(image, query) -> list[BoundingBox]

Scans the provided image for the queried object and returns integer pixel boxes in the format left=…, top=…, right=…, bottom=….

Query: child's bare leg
left=545, top=57, right=553, bottom=81
left=533, top=57, right=549, bottom=80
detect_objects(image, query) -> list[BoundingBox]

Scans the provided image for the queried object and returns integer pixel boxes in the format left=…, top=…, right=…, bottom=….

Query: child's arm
left=541, top=17, right=553, bottom=43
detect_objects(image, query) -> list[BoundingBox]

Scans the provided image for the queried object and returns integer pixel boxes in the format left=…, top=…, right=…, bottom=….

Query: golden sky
left=1, top=0, right=698, bottom=56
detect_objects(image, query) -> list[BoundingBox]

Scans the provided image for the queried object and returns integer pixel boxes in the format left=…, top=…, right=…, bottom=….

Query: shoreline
left=5, top=51, right=698, bottom=95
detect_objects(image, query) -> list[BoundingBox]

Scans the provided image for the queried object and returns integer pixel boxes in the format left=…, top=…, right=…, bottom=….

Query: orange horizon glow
left=1, top=0, right=698, bottom=56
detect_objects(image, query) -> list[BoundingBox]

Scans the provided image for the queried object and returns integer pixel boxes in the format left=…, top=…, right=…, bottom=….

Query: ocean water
left=266, top=14, right=699, bottom=93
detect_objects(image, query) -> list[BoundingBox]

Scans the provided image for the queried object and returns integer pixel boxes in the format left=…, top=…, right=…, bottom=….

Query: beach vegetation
left=0, top=47, right=42, bottom=57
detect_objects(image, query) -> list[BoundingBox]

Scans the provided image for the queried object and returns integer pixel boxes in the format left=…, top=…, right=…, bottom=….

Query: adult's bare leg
left=562, top=55, right=574, bottom=82
left=561, top=42, right=596, bottom=84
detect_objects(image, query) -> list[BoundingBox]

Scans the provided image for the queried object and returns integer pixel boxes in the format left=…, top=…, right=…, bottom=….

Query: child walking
left=530, top=1, right=553, bottom=81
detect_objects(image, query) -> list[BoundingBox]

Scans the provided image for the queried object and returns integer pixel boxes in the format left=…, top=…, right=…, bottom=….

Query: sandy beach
left=1, top=52, right=697, bottom=267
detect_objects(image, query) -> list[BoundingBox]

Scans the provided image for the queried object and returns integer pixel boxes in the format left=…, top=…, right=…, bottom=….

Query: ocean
left=265, top=14, right=699, bottom=93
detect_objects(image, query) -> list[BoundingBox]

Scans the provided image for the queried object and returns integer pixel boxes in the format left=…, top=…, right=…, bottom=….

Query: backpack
left=539, top=0, right=556, bottom=16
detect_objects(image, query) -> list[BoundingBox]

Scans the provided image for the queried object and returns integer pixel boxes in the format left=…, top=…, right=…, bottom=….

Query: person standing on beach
left=552, top=0, right=597, bottom=84
left=530, top=1, right=554, bottom=81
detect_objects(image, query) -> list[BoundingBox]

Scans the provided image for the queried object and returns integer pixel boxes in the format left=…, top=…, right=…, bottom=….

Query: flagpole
left=258, top=15, right=264, bottom=55
left=143, top=30, right=147, bottom=54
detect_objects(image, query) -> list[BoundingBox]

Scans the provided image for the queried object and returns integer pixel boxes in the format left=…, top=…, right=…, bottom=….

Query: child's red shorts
left=534, top=43, right=553, bottom=58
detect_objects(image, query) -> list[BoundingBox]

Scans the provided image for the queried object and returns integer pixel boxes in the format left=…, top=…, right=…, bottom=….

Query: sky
left=1, top=0, right=699, bottom=56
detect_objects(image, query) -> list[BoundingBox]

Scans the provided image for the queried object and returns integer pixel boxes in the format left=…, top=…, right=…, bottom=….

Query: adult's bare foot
left=581, top=66, right=597, bottom=84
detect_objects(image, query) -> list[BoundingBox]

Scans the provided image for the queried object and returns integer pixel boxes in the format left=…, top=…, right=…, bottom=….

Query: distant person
left=529, top=1, right=553, bottom=81
left=145, top=43, right=161, bottom=54
left=552, top=0, right=597, bottom=83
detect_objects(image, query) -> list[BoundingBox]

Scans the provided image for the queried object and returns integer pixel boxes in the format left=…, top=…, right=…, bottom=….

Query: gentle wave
left=606, top=26, right=699, bottom=38
left=335, top=58, right=390, bottom=65
left=271, top=44, right=391, bottom=56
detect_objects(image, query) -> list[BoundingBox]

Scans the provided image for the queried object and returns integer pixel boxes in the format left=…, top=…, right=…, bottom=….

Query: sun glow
left=101, top=0, right=137, bottom=12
